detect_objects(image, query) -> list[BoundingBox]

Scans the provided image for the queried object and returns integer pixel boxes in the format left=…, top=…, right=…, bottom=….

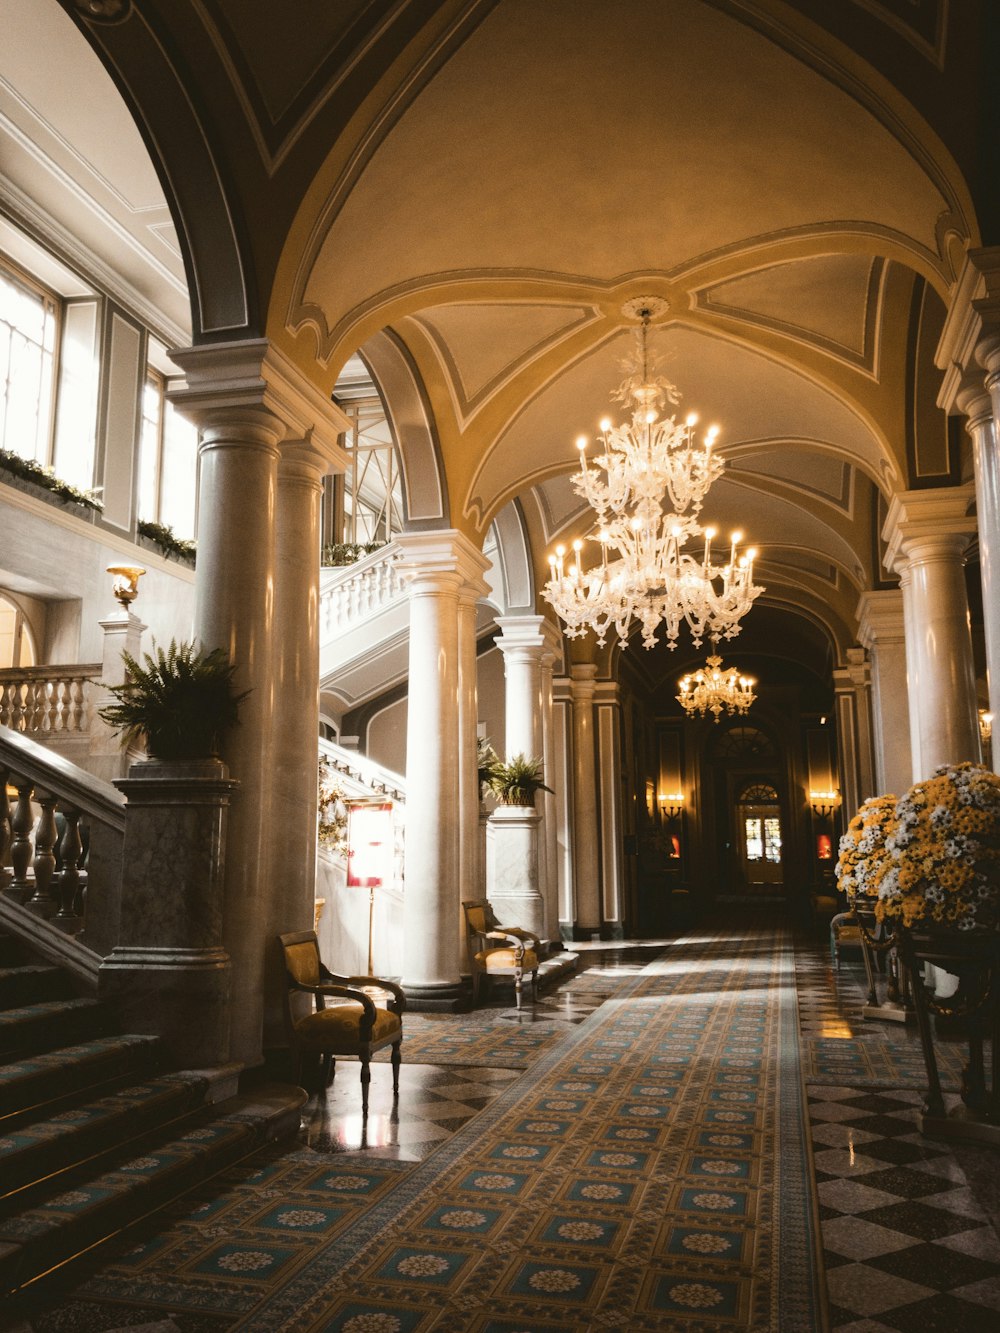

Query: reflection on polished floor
left=17, top=927, right=1000, bottom=1331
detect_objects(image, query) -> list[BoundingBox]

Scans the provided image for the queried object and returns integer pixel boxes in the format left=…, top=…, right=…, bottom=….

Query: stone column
left=458, top=570, right=489, bottom=909
left=539, top=635, right=561, bottom=941
left=832, top=647, right=876, bottom=813
left=857, top=590, right=912, bottom=797
left=595, top=681, right=624, bottom=937
left=495, top=616, right=546, bottom=763
left=396, top=530, right=488, bottom=1008
left=88, top=608, right=147, bottom=782
left=960, top=378, right=1000, bottom=728
left=267, top=433, right=347, bottom=1049
left=570, top=663, right=600, bottom=936
left=169, top=339, right=349, bottom=1066
left=884, top=487, right=980, bottom=779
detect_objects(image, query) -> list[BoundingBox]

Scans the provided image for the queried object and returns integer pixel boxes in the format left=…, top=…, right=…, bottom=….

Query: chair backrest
left=279, top=930, right=322, bottom=987
left=462, top=900, right=498, bottom=967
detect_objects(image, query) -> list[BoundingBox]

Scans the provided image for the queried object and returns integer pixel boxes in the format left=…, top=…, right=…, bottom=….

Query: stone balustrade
left=0, top=664, right=102, bottom=735
left=319, top=545, right=405, bottom=639
left=0, top=726, right=125, bottom=953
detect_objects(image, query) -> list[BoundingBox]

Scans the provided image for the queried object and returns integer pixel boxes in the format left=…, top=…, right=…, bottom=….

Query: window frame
left=0, top=252, right=62, bottom=468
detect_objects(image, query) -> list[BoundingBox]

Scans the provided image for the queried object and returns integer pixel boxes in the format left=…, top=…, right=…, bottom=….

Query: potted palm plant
left=98, top=639, right=248, bottom=760
left=482, top=752, right=552, bottom=807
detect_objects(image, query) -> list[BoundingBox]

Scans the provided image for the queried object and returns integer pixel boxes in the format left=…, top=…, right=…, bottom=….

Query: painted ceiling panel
left=307, top=0, right=947, bottom=333
left=701, top=255, right=878, bottom=362
left=727, top=451, right=853, bottom=512
left=412, top=302, right=596, bottom=408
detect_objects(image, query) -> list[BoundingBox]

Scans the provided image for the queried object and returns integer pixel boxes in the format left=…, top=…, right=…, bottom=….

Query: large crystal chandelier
left=677, top=642, right=757, bottom=722
left=544, top=300, right=763, bottom=650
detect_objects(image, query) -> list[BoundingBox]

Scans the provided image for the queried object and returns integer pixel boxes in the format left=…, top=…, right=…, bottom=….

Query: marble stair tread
left=0, top=997, right=113, bottom=1058
left=0, top=1033, right=165, bottom=1124
left=0, top=1073, right=211, bottom=1201
left=0, top=964, right=73, bottom=1009
left=0, top=1083, right=308, bottom=1296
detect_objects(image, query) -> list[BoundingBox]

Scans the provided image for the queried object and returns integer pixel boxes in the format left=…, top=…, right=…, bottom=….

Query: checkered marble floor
left=796, top=934, right=1000, bottom=1330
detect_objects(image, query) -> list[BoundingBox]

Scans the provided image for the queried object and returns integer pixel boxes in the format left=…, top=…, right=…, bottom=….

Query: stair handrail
left=0, top=726, right=125, bottom=827
left=319, top=736, right=406, bottom=804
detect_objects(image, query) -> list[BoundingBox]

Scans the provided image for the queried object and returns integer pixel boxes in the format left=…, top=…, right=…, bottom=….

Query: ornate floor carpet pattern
left=26, top=927, right=825, bottom=1331
left=236, top=925, right=822, bottom=1330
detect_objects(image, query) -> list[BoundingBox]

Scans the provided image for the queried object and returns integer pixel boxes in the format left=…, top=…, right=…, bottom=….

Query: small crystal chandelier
left=677, top=642, right=757, bottom=722
left=544, top=300, right=763, bottom=650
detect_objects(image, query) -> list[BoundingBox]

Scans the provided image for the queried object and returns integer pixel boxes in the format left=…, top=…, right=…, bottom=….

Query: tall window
left=0, top=594, right=36, bottom=669
left=137, top=365, right=198, bottom=539
left=0, top=260, right=57, bottom=464
left=342, top=397, right=402, bottom=543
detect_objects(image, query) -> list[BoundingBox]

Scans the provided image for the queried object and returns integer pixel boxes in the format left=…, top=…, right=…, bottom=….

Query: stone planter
left=486, top=804, right=544, bottom=939
left=896, top=924, right=1000, bottom=1144
left=98, top=757, right=238, bottom=1067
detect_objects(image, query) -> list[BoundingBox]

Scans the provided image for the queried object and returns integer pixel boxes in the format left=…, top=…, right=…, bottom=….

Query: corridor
left=17, top=918, right=1000, bottom=1332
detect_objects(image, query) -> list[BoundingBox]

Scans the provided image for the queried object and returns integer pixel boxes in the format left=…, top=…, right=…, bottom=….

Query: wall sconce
left=658, top=792, right=685, bottom=819
left=106, top=564, right=146, bottom=609
left=809, top=790, right=842, bottom=819
left=980, top=710, right=993, bottom=748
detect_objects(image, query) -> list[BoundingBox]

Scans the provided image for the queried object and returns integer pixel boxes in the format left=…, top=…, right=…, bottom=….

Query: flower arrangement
left=320, top=541, right=385, bottom=567
left=836, top=793, right=898, bottom=904
left=0, top=447, right=103, bottom=511
left=318, top=758, right=349, bottom=854
left=876, top=762, right=1000, bottom=932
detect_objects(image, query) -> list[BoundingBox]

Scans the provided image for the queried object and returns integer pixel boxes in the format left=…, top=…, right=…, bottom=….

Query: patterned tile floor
left=11, top=930, right=1000, bottom=1331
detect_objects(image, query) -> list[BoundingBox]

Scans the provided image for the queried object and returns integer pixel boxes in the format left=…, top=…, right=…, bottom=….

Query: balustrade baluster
left=27, top=791, right=58, bottom=918
left=0, top=765, right=11, bottom=888
left=54, top=806, right=84, bottom=933
left=0, top=682, right=9, bottom=728
left=8, top=776, right=35, bottom=902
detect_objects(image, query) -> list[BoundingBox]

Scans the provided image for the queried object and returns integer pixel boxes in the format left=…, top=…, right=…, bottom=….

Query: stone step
left=0, top=997, right=113, bottom=1060
left=0, top=1033, right=164, bottom=1125
left=0, top=933, right=23, bottom=968
left=0, top=1073, right=211, bottom=1207
left=0, top=964, right=74, bottom=1010
left=0, top=1083, right=307, bottom=1298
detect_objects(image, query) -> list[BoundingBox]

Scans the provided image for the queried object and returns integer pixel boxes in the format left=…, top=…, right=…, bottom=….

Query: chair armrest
left=343, top=976, right=406, bottom=1009
left=289, top=980, right=377, bottom=1024
left=484, top=930, right=535, bottom=955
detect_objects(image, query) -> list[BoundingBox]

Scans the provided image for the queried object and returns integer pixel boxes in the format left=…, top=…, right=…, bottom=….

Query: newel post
left=98, top=758, right=240, bottom=1068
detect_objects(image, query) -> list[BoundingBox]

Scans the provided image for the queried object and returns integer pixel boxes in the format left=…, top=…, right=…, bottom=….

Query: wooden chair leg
left=514, top=967, right=523, bottom=1010
left=531, top=968, right=538, bottom=1004
left=361, top=1059, right=371, bottom=1117
left=391, top=1041, right=401, bottom=1095
left=322, top=1055, right=335, bottom=1087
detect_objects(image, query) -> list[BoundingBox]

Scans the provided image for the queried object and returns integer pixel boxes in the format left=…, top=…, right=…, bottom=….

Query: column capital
left=856, top=589, right=905, bottom=648
left=569, top=662, right=598, bottom=702
left=936, top=247, right=1000, bottom=413
left=494, top=614, right=549, bottom=660
left=882, top=484, right=977, bottom=574
left=167, top=338, right=350, bottom=473
left=395, top=529, right=490, bottom=598
left=833, top=647, right=869, bottom=692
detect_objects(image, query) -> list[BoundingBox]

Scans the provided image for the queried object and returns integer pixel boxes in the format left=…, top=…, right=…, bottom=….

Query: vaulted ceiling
left=2, top=0, right=989, bottom=667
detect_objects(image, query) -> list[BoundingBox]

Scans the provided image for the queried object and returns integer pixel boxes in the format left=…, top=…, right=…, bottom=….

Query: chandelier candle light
left=677, top=644, right=757, bottom=723
left=544, top=300, right=763, bottom=650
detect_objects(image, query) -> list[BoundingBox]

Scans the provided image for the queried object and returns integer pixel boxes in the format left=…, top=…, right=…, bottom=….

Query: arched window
left=711, top=725, right=777, bottom=761
left=737, top=780, right=782, bottom=875
left=0, top=594, right=36, bottom=669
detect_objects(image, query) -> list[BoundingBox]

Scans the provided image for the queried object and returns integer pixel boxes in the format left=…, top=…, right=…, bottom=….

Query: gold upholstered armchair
left=462, top=900, right=540, bottom=1010
left=278, top=930, right=404, bottom=1112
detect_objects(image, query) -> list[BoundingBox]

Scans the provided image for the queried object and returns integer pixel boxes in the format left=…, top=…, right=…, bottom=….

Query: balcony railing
left=0, top=664, right=102, bottom=735
left=319, top=543, right=404, bottom=640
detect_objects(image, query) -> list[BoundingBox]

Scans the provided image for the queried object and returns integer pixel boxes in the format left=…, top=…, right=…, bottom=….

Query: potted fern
left=98, top=639, right=248, bottom=760
left=482, top=752, right=552, bottom=807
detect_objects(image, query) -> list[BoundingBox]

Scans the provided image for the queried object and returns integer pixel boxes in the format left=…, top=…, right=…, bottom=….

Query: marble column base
left=487, top=806, right=545, bottom=938
left=99, top=946, right=231, bottom=1066
left=402, top=980, right=468, bottom=1012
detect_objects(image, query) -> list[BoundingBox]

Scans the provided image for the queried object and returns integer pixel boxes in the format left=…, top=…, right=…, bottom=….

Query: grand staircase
left=0, top=928, right=305, bottom=1303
